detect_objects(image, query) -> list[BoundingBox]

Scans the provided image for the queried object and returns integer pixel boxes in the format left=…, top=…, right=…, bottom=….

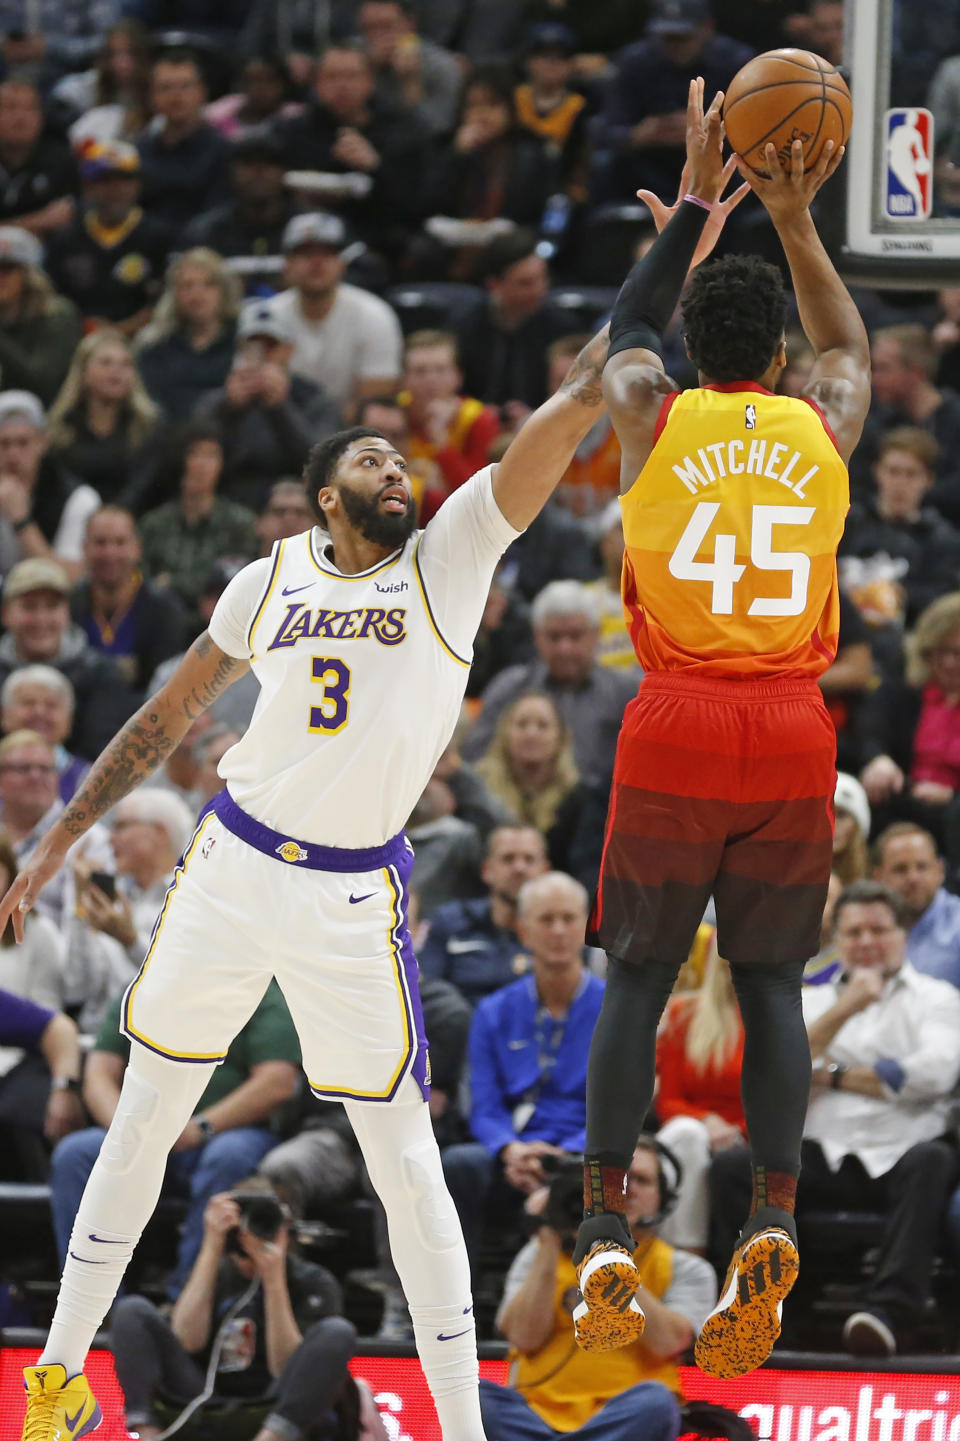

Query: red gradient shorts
left=591, top=672, right=837, bottom=968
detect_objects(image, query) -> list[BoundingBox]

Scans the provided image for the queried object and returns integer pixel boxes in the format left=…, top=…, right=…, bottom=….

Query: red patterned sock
left=751, top=1166, right=798, bottom=1216
left=583, top=1157, right=628, bottom=1216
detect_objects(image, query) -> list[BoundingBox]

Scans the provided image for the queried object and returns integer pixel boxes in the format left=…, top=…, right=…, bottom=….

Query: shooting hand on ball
left=735, top=137, right=845, bottom=223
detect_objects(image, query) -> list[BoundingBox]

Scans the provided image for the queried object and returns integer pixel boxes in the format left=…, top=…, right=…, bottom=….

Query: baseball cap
left=647, top=0, right=710, bottom=35
left=834, top=771, right=871, bottom=841
left=3, top=558, right=70, bottom=602
left=525, top=21, right=578, bottom=55
left=0, top=390, right=45, bottom=430
left=236, top=300, right=295, bottom=344
left=0, top=226, right=41, bottom=269
left=282, top=211, right=348, bottom=254
left=78, top=140, right=140, bottom=180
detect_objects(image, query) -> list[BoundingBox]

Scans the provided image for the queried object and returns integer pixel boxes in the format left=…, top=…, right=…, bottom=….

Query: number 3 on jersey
left=309, top=656, right=351, bottom=734
left=668, top=502, right=814, bottom=617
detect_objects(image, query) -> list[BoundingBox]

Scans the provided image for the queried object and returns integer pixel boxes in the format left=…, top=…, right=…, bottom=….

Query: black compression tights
left=586, top=954, right=811, bottom=1177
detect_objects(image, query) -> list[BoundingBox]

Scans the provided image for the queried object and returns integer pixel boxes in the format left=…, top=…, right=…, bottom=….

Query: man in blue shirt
left=418, top=824, right=548, bottom=1005
left=441, top=871, right=603, bottom=1271
left=873, top=823, right=960, bottom=989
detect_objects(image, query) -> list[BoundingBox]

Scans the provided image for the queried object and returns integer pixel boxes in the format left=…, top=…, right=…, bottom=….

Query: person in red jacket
left=654, top=942, right=745, bottom=1255
left=398, top=329, right=500, bottom=518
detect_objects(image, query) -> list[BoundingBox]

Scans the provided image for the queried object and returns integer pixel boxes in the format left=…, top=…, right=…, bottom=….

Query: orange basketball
left=723, top=48, right=852, bottom=175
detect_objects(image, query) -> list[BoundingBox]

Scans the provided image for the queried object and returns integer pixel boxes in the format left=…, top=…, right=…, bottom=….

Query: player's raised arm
left=0, top=632, right=249, bottom=940
left=736, top=138, right=871, bottom=463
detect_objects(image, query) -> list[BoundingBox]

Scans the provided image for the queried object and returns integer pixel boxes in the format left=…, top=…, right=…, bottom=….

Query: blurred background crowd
left=2, top=0, right=960, bottom=1400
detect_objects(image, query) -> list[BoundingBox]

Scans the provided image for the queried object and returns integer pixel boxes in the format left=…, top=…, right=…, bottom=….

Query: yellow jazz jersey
left=621, top=383, right=849, bottom=678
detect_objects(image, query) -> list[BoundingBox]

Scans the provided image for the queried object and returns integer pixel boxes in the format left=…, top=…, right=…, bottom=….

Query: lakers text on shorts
left=591, top=672, right=837, bottom=968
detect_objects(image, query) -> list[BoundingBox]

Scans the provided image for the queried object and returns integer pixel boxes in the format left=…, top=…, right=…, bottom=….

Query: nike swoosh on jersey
left=349, top=892, right=376, bottom=904
left=281, top=583, right=315, bottom=596
left=446, top=938, right=488, bottom=954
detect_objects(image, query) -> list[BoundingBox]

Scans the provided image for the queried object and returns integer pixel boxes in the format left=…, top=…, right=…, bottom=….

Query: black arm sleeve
left=608, top=199, right=710, bottom=363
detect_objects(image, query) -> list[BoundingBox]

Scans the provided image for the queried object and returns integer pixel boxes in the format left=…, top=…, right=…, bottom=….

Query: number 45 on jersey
left=669, top=502, right=813, bottom=616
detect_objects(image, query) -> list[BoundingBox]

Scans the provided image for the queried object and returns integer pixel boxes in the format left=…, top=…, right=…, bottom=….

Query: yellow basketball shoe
left=695, top=1226, right=799, bottom=1379
left=573, top=1239, right=646, bottom=1352
left=20, top=1364, right=102, bottom=1440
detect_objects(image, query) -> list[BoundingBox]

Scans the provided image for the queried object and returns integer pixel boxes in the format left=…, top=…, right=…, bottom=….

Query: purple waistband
left=207, top=789, right=408, bottom=873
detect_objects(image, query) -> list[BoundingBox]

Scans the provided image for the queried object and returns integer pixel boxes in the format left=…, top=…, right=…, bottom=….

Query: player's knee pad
left=389, top=1138, right=462, bottom=1253
left=98, top=1066, right=162, bottom=1175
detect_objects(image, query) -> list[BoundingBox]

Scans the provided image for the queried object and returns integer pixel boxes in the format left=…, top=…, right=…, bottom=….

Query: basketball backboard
left=842, top=0, right=960, bottom=286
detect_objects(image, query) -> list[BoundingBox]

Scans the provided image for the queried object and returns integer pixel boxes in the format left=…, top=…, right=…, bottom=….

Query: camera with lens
left=536, top=1154, right=584, bottom=1251
left=225, top=1189, right=288, bottom=1257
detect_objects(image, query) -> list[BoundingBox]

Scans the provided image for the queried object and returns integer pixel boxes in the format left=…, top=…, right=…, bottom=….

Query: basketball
left=723, top=49, right=852, bottom=175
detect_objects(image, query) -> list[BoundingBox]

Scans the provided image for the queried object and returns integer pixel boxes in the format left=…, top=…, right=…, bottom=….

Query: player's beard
left=337, top=481, right=417, bottom=548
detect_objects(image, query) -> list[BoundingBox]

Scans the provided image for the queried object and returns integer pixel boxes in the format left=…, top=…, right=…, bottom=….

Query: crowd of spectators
left=2, top=0, right=960, bottom=1433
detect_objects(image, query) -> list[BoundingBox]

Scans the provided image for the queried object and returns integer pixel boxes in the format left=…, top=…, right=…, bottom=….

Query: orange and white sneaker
left=695, top=1226, right=799, bottom=1379
left=20, top=1364, right=102, bottom=1440
left=573, top=1239, right=646, bottom=1352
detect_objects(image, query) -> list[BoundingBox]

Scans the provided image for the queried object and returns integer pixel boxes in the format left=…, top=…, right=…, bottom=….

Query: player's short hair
left=303, top=426, right=390, bottom=526
left=876, top=425, right=939, bottom=472
left=833, top=878, right=907, bottom=932
left=531, top=579, right=600, bottom=629
left=871, top=820, right=939, bottom=868
left=114, top=789, right=196, bottom=858
left=1, top=664, right=74, bottom=714
left=873, top=323, right=937, bottom=378
left=405, top=329, right=459, bottom=362
left=681, top=254, right=787, bottom=383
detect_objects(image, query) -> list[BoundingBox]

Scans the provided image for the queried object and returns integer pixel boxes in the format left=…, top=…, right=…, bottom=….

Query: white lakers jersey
left=207, top=466, right=519, bottom=846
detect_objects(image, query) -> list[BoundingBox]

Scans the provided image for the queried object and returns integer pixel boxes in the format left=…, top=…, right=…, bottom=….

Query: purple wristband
left=683, top=193, right=714, bottom=212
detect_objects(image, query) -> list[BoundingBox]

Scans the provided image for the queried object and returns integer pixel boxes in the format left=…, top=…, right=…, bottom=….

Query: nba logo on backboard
left=884, top=108, right=933, bottom=220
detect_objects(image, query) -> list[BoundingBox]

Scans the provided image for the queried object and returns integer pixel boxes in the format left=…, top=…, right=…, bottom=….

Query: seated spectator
left=467, top=562, right=535, bottom=699
left=64, top=789, right=195, bottom=1034
left=456, top=229, right=573, bottom=412
left=859, top=592, right=960, bottom=868
left=0, top=228, right=83, bottom=405
left=110, top=1181, right=362, bottom=1441
left=0, top=78, right=78, bottom=236
left=266, top=212, right=404, bottom=415
left=183, top=132, right=295, bottom=296
left=44, top=140, right=171, bottom=337
left=196, top=298, right=342, bottom=510
left=271, top=43, right=429, bottom=261
left=832, top=771, right=871, bottom=887
left=135, top=47, right=231, bottom=229
left=139, top=419, right=259, bottom=632
left=45, top=329, right=162, bottom=510
left=406, top=766, right=484, bottom=917
left=858, top=325, right=960, bottom=522
left=498, top=458, right=602, bottom=602
left=0, top=559, right=135, bottom=757
left=0, top=831, right=69, bottom=1180
left=205, top=55, right=303, bottom=140
left=820, top=590, right=875, bottom=777
left=475, top=691, right=583, bottom=871
left=0, top=665, right=89, bottom=803
left=0, top=393, right=101, bottom=580
left=482, top=1138, right=716, bottom=1441
left=53, top=18, right=152, bottom=146
left=933, top=287, right=960, bottom=392
left=548, top=335, right=621, bottom=520
left=142, top=712, right=213, bottom=811
left=585, top=502, right=641, bottom=673
left=191, top=724, right=242, bottom=810
left=442, top=871, right=602, bottom=1269
left=514, top=23, right=591, bottom=199
left=49, top=980, right=300, bottom=1296
left=136, top=247, right=242, bottom=422
left=0, top=986, right=82, bottom=1184
left=239, top=0, right=356, bottom=86
left=255, top=479, right=314, bottom=555
left=803, top=870, right=845, bottom=988
left=425, top=64, right=559, bottom=237
left=872, top=822, right=960, bottom=990
left=840, top=427, right=960, bottom=645
left=591, top=0, right=752, bottom=202
left=360, top=0, right=462, bottom=137
left=0, top=728, right=113, bottom=926
left=709, top=880, right=960, bottom=1358
left=464, top=580, right=636, bottom=785
left=419, top=823, right=549, bottom=1005
left=654, top=944, right=745, bottom=1256
left=71, top=506, right=186, bottom=694
left=398, top=329, right=499, bottom=510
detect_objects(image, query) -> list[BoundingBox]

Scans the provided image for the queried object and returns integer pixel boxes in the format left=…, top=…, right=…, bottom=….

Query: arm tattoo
left=182, top=649, right=243, bottom=722
left=60, top=710, right=178, bottom=837
left=559, top=324, right=610, bottom=409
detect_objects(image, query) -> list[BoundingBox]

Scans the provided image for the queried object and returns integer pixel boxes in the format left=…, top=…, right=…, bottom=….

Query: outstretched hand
left=682, top=76, right=727, bottom=204
left=0, top=837, right=65, bottom=943
left=637, top=154, right=751, bottom=269
left=735, top=137, right=846, bottom=224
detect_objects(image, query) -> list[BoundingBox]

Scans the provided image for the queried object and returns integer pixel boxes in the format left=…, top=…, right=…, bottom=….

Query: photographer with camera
left=479, top=1138, right=716, bottom=1441
left=111, top=1176, right=375, bottom=1441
